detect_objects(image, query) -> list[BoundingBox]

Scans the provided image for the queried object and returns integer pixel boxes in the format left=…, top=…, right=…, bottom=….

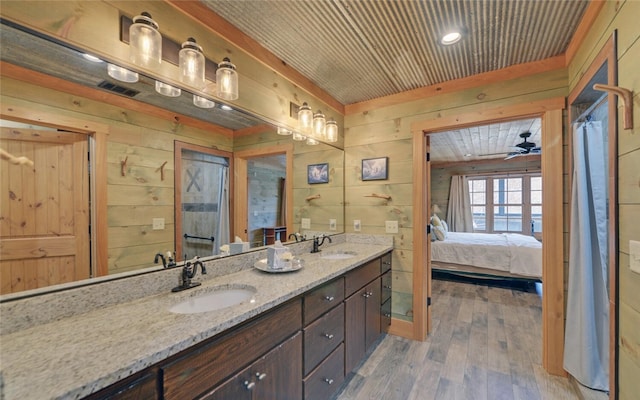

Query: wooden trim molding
left=564, top=1, right=607, bottom=66
left=388, top=317, right=413, bottom=339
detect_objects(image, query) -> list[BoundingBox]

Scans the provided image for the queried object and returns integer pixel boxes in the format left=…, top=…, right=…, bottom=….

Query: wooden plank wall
left=0, top=76, right=232, bottom=275
left=344, top=67, right=568, bottom=324
left=567, top=1, right=640, bottom=399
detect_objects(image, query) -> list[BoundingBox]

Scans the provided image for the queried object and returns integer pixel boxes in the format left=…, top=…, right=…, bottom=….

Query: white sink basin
left=320, top=251, right=357, bottom=260
left=169, top=286, right=257, bottom=314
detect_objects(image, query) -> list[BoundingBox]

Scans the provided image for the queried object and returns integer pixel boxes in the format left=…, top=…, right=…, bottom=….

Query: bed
left=430, top=231, right=542, bottom=280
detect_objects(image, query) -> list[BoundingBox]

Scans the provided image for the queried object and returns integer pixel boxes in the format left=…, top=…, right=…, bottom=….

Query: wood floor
left=336, top=278, right=593, bottom=400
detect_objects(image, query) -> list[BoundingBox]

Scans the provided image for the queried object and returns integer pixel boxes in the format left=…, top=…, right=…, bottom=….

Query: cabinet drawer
left=344, top=259, right=379, bottom=296
left=381, top=252, right=392, bottom=273
left=162, top=299, right=302, bottom=400
left=381, top=270, right=392, bottom=304
left=303, top=303, right=344, bottom=375
left=303, top=278, right=344, bottom=325
left=304, top=343, right=345, bottom=400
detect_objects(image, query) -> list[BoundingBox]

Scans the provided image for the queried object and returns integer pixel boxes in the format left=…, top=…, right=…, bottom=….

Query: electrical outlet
left=152, top=218, right=165, bottom=230
left=385, top=220, right=398, bottom=234
left=630, top=240, right=640, bottom=274
left=301, top=218, right=311, bottom=229
left=354, top=220, right=361, bottom=232
left=329, top=219, right=337, bottom=231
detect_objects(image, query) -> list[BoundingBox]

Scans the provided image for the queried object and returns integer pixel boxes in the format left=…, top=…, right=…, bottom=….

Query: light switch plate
left=354, top=220, right=361, bottom=232
left=329, top=219, right=337, bottom=231
left=301, top=218, right=311, bottom=229
left=152, top=218, right=165, bottom=230
left=630, top=240, right=640, bottom=274
left=385, top=220, right=398, bottom=234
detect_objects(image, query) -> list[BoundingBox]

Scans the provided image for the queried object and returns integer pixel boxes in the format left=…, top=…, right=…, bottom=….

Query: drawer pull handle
left=244, top=380, right=255, bottom=390
left=324, top=295, right=335, bottom=302
left=383, top=261, right=391, bottom=265
left=384, top=313, right=391, bottom=318
left=383, top=285, right=392, bottom=289
left=324, top=378, right=334, bottom=385
left=324, top=333, right=334, bottom=340
left=362, top=292, right=370, bottom=298
left=256, top=372, right=267, bottom=380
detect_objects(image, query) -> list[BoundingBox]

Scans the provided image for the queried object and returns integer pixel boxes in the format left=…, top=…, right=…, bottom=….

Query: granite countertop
left=0, top=241, right=391, bottom=400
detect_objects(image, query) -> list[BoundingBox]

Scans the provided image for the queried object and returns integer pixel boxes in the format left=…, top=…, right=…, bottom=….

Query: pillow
left=429, top=224, right=437, bottom=242
left=431, top=214, right=442, bottom=227
left=433, top=225, right=446, bottom=241
left=441, top=220, right=449, bottom=233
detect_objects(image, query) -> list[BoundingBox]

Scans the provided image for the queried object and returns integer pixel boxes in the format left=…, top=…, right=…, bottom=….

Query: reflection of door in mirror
left=1, top=124, right=90, bottom=295
left=175, top=142, right=233, bottom=261
left=247, top=155, right=287, bottom=247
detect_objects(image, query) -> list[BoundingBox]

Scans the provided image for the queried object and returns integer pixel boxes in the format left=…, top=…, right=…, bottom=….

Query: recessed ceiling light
left=441, top=31, right=462, bottom=45
left=220, top=105, right=233, bottom=111
left=82, top=53, right=103, bottom=63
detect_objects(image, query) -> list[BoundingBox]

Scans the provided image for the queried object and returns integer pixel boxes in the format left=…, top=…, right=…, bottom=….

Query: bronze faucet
left=172, top=256, right=207, bottom=292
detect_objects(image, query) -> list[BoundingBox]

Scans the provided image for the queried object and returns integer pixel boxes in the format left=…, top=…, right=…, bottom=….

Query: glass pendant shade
left=216, top=58, right=239, bottom=100
left=107, top=63, right=139, bottom=83
left=193, top=95, right=215, bottom=108
left=297, top=102, right=313, bottom=135
left=277, top=127, right=292, bottom=135
left=312, top=111, right=326, bottom=139
left=155, top=81, right=181, bottom=97
left=306, top=137, right=319, bottom=145
left=292, top=132, right=306, bottom=141
left=129, top=12, right=162, bottom=69
left=325, top=119, right=338, bottom=143
left=179, top=38, right=206, bottom=89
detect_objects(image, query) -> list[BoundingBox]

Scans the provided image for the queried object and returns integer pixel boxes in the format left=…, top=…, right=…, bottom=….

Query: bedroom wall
left=344, top=67, right=567, bottom=323
left=567, top=1, right=640, bottom=398
left=431, top=157, right=542, bottom=224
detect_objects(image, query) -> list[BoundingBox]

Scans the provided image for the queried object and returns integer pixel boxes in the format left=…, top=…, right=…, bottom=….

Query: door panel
left=0, top=128, right=89, bottom=294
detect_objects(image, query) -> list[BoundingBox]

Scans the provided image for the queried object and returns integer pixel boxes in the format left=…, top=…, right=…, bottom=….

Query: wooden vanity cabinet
left=84, top=370, right=159, bottom=400
left=200, top=332, right=302, bottom=400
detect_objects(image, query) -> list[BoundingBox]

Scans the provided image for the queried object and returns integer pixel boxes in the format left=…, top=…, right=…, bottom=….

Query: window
left=468, top=173, right=542, bottom=238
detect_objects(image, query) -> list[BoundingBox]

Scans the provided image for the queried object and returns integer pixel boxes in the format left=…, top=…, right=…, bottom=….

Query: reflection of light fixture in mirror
left=155, top=81, right=181, bottom=97
left=297, top=102, right=313, bottom=134
left=277, top=127, right=292, bottom=135
left=441, top=31, right=462, bottom=45
left=193, top=95, right=215, bottom=108
left=129, top=12, right=162, bottom=68
left=220, top=104, right=233, bottom=111
left=306, top=137, right=319, bottom=145
left=216, top=58, right=239, bottom=100
left=83, top=54, right=102, bottom=63
left=179, top=38, right=205, bottom=89
left=325, top=119, right=338, bottom=143
left=313, top=110, right=326, bottom=139
left=107, top=63, right=139, bottom=83
left=292, top=132, right=306, bottom=141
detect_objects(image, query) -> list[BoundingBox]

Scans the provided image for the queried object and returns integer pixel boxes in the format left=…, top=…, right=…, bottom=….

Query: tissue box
left=229, top=242, right=249, bottom=255
left=267, top=246, right=289, bottom=269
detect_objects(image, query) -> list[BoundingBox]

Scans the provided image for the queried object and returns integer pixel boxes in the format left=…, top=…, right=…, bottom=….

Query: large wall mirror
left=0, top=21, right=345, bottom=296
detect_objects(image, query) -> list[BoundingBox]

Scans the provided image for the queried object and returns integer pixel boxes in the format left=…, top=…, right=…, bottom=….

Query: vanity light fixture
left=441, top=31, right=462, bottom=45
left=312, top=110, right=326, bottom=140
left=220, top=104, right=233, bottom=111
left=193, top=95, right=215, bottom=108
left=216, top=58, right=239, bottom=100
left=83, top=53, right=102, bottom=63
left=325, top=118, right=338, bottom=143
left=129, top=12, right=162, bottom=68
left=155, top=80, right=181, bottom=97
left=179, top=37, right=206, bottom=90
left=292, top=131, right=307, bottom=141
left=277, top=127, right=292, bottom=135
left=306, top=137, right=319, bottom=145
left=107, top=63, right=139, bottom=83
left=297, top=102, right=313, bottom=135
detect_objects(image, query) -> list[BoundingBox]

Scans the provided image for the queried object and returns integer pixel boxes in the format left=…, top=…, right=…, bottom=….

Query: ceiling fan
left=504, top=131, right=541, bottom=159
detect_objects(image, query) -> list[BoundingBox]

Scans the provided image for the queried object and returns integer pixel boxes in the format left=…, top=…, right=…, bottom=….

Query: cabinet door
left=344, top=287, right=367, bottom=373
left=364, top=278, right=382, bottom=349
left=200, top=333, right=302, bottom=400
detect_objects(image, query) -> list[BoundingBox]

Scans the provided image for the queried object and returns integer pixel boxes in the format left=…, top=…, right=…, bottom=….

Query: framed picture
left=307, top=163, right=329, bottom=184
left=361, top=157, right=388, bottom=181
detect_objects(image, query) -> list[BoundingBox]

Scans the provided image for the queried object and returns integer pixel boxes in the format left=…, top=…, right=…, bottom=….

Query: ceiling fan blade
left=530, top=147, right=542, bottom=154
left=478, top=152, right=508, bottom=157
left=504, top=152, right=521, bottom=160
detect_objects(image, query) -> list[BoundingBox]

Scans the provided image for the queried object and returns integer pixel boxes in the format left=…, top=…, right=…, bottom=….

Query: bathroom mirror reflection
left=0, top=20, right=345, bottom=296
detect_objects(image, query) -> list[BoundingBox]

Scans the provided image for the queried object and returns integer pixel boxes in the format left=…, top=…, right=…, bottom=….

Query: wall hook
left=156, top=161, right=168, bottom=181
left=305, top=194, right=321, bottom=201
left=120, top=156, right=128, bottom=177
left=365, top=193, right=392, bottom=200
left=593, top=84, right=634, bottom=130
left=0, top=148, right=34, bottom=167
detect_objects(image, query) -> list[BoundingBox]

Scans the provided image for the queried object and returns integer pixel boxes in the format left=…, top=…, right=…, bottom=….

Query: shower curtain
left=563, top=121, right=609, bottom=391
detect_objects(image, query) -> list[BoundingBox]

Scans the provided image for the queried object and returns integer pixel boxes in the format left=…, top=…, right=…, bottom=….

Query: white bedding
left=431, top=232, right=542, bottom=278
